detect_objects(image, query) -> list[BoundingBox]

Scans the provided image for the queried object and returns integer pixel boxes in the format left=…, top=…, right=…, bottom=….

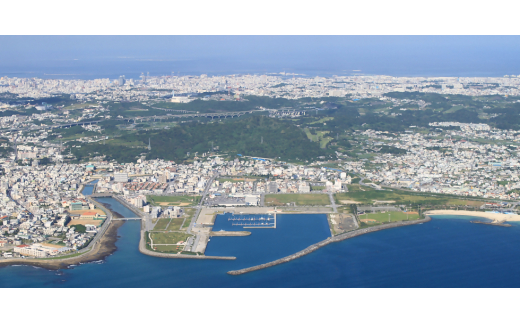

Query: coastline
left=138, top=230, right=236, bottom=260
left=0, top=208, right=124, bottom=270
left=425, top=210, right=520, bottom=222
left=0, top=201, right=124, bottom=270
left=228, top=215, right=431, bottom=275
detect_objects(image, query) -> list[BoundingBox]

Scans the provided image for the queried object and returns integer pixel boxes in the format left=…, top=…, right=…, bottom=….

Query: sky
left=1, top=36, right=520, bottom=79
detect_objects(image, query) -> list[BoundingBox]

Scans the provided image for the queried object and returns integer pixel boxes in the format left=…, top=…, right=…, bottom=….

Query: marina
left=226, top=213, right=277, bottom=229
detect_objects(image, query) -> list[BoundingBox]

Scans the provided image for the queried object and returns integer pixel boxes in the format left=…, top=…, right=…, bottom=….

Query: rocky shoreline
left=227, top=215, right=431, bottom=275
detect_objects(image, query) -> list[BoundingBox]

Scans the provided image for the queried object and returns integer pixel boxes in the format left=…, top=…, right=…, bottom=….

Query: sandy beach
left=425, top=210, right=520, bottom=222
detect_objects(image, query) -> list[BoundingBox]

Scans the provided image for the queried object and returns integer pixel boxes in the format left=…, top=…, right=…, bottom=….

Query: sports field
left=265, top=194, right=330, bottom=206
left=147, top=195, right=201, bottom=206
left=68, top=208, right=106, bottom=215
left=67, top=219, right=103, bottom=227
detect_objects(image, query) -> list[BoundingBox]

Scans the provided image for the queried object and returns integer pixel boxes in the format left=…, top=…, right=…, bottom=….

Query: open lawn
left=265, top=194, right=330, bottom=206
left=153, top=245, right=185, bottom=253
left=150, top=232, right=192, bottom=245
left=359, top=211, right=420, bottom=224
left=153, top=218, right=171, bottom=231
left=447, top=199, right=485, bottom=207
left=304, top=129, right=333, bottom=148
left=335, top=188, right=449, bottom=205
left=183, top=208, right=196, bottom=217
left=347, top=184, right=374, bottom=192
left=166, top=218, right=184, bottom=231
left=182, top=216, right=193, bottom=229
left=308, top=117, right=334, bottom=124
left=147, top=195, right=201, bottom=206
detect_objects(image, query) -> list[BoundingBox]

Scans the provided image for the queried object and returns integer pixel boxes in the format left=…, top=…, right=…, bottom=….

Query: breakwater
left=210, top=231, right=251, bottom=236
left=227, top=215, right=431, bottom=275
left=471, top=220, right=512, bottom=227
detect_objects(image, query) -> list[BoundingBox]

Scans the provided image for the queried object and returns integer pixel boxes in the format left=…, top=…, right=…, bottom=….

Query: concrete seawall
left=210, top=231, right=251, bottom=237
left=138, top=231, right=236, bottom=260
left=227, top=216, right=431, bottom=275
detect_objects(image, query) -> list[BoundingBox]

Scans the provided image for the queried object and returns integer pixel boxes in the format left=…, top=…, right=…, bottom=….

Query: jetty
left=210, top=231, right=251, bottom=237
left=470, top=219, right=512, bottom=227
left=227, top=215, right=431, bottom=275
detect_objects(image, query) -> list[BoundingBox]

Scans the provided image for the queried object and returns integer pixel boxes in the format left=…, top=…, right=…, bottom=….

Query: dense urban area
left=2, top=72, right=520, bottom=260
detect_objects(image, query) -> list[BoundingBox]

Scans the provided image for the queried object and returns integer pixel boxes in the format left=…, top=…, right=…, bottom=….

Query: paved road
left=328, top=192, right=338, bottom=213
left=187, top=174, right=216, bottom=234
left=189, top=235, right=201, bottom=253
left=260, top=193, right=265, bottom=207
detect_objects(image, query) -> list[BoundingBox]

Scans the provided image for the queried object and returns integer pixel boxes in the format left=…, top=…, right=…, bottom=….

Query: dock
left=227, top=213, right=276, bottom=229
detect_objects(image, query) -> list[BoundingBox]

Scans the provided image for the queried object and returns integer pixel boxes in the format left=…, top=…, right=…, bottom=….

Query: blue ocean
left=2, top=194, right=520, bottom=288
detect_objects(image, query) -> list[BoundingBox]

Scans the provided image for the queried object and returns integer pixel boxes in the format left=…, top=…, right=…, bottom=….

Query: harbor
left=227, top=213, right=276, bottom=229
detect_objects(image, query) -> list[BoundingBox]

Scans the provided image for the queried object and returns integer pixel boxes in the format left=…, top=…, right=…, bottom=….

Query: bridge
left=5, top=119, right=105, bottom=132
left=125, top=110, right=256, bottom=123
left=90, top=193, right=114, bottom=198
left=112, top=218, right=142, bottom=221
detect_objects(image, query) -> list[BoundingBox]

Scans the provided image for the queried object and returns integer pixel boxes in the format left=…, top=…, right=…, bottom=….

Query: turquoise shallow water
left=2, top=196, right=520, bottom=287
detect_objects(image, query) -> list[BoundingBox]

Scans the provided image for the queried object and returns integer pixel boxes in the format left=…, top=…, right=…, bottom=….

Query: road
left=328, top=192, right=338, bottom=213
left=186, top=174, right=217, bottom=252
left=187, top=174, right=217, bottom=234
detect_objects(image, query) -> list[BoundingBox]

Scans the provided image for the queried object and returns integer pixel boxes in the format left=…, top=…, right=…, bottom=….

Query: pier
left=227, top=213, right=276, bottom=229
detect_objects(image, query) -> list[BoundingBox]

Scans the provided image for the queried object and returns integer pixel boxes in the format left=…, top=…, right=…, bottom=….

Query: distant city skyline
left=1, top=36, right=520, bottom=79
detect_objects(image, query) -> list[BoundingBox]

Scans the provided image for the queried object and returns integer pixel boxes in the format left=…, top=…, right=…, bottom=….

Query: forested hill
left=71, top=116, right=324, bottom=163
left=147, top=116, right=322, bottom=161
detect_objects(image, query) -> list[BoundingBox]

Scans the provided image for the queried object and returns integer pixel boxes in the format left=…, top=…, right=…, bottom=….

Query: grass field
left=147, top=195, right=201, bottom=206
left=166, top=218, right=184, bottom=231
left=304, top=129, right=333, bottom=148
left=183, top=208, right=196, bottom=217
left=153, top=218, right=171, bottom=230
left=359, top=211, right=419, bottom=224
left=347, top=184, right=375, bottom=192
left=336, top=188, right=449, bottom=205
left=150, top=232, right=191, bottom=245
left=153, top=245, right=185, bottom=252
left=181, top=215, right=193, bottom=229
left=265, top=194, right=330, bottom=206
left=308, top=117, right=334, bottom=124
left=336, top=187, right=487, bottom=207
left=447, top=199, right=485, bottom=207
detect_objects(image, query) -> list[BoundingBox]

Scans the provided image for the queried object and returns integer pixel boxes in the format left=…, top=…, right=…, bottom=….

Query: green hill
left=71, top=116, right=324, bottom=163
